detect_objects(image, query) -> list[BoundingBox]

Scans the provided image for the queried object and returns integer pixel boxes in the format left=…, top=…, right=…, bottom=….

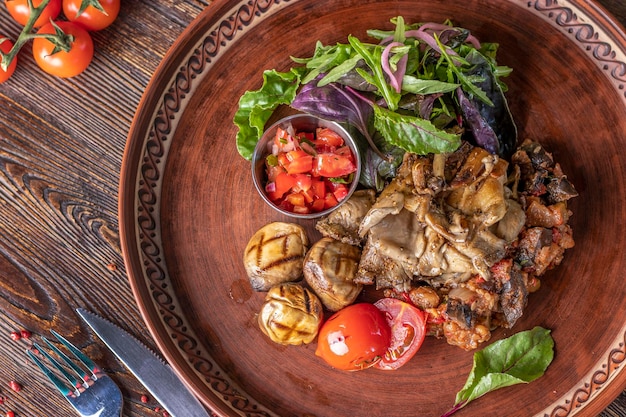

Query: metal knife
left=76, top=308, right=211, bottom=417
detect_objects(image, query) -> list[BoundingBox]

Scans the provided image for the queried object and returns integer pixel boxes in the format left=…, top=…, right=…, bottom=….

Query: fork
left=27, top=330, right=123, bottom=417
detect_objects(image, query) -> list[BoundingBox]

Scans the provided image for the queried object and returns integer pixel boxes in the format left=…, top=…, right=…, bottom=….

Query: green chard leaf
left=234, top=68, right=304, bottom=160
left=442, top=327, right=555, bottom=417
left=373, top=105, right=461, bottom=154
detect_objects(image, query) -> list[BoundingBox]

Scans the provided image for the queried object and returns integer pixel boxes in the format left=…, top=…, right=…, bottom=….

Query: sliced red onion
left=381, top=41, right=408, bottom=93
left=405, top=29, right=458, bottom=57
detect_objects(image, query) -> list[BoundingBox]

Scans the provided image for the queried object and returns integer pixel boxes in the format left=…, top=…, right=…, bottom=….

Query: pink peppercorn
left=9, top=380, right=21, bottom=392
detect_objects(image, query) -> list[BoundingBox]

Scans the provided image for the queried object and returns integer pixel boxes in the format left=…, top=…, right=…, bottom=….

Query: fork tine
left=50, top=330, right=100, bottom=379
left=41, top=336, right=92, bottom=384
left=26, top=349, right=74, bottom=397
left=34, top=341, right=84, bottom=390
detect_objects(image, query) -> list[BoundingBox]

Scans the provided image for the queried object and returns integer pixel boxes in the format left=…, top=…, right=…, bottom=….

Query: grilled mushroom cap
left=243, top=222, right=309, bottom=291
left=303, top=237, right=362, bottom=311
left=258, top=283, right=323, bottom=345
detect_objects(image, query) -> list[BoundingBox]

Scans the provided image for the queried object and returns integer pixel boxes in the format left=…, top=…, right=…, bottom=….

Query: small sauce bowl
left=251, top=114, right=361, bottom=219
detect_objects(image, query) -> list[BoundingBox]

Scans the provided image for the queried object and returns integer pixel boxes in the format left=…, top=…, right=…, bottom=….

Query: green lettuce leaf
left=234, top=68, right=304, bottom=160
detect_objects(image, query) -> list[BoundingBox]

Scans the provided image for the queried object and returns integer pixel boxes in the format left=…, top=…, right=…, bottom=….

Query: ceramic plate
left=119, top=1, right=626, bottom=416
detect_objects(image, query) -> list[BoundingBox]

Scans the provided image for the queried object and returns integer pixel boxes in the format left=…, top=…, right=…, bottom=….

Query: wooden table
left=0, top=1, right=624, bottom=416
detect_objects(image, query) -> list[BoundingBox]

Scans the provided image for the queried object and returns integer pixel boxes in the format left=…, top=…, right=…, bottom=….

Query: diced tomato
left=265, top=163, right=285, bottom=183
left=293, top=174, right=313, bottom=192
left=331, top=183, right=349, bottom=201
left=302, top=188, right=315, bottom=204
left=286, top=192, right=306, bottom=207
left=262, top=125, right=357, bottom=215
left=335, top=145, right=355, bottom=160
left=310, top=180, right=326, bottom=199
left=285, top=150, right=314, bottom=174
left=324, top=192, right=339, bottom=209
left=310, top=198, right=325, bottom=212
left=276, top=153, right=290, bottom=169
left=273, top=127, right=297, bottom=153
left=268, top=172, right=297, bottom=201
left=296, top=131, right=315, bottom=142
left=314, top=127, right=345, bottom=147
left=313, top=153, right=357, bottom=178
left=286, top=149, right=310, bottom=161
left=292, top=204, right=310, bottom=214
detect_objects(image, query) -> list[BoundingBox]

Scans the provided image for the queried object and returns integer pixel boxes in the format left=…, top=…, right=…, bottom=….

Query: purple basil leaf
left=456, top=87, right=499, bottom=155
left=291, top=81, right=390, bottom=160
left=462, top=50, right=518, bottom=157
left=291, top=81, right=373, bottom=136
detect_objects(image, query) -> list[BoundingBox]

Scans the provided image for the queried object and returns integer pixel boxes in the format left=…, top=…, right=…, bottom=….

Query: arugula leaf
left=234, top=68, right=304, bottom=160
left=373, top=105, right=461, bottom=154
left=348, top=35, right=402, bottom=110
left=318, top=54, right=362, bottom=86
left=434, top=34, right=493, bottom=106
left=401, top=75, right=460, bottom=95
left=441, top=327, right=554, bottom=417
left=298, top=43, right=354, bottom=85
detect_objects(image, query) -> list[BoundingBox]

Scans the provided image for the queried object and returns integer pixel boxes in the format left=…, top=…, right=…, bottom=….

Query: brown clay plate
left=119, top=1, right=626, bottom=416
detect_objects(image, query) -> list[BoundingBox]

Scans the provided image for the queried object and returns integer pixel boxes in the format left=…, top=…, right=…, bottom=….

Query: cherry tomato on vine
left=373, top=298, right=427, bottom=370
left=5, top=0, right=62, bottom=28
left=63, top=0, right=120, bottom=31
left=32, top=21, right=94, bottom=78
left=315, top=303, right=391, bottom=371
left=0, top=38, right=17, bottom=83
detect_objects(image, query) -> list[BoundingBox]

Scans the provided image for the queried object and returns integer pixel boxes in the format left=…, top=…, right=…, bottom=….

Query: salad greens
left=441, top=326, right=555, bottom=416
left=234, top=17, right=517, bottom=190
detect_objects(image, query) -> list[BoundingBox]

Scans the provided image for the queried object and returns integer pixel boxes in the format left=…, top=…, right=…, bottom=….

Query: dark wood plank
left=0, top=2, right=207, bottom=415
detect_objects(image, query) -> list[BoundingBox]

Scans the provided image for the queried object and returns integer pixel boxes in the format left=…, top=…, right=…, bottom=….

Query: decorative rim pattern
left=529, top=0, right=626, bottom=103
left=127, top=1, right=626, bottom=416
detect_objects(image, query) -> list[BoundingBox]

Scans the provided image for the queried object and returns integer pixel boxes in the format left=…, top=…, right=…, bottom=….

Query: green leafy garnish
left=441, top=326, right=555, bottom=416
left=234, top=68, right=304, bottom=160
left=233, top=17, right=518, bottom=171
left=373, top=105, right=461, bottom=154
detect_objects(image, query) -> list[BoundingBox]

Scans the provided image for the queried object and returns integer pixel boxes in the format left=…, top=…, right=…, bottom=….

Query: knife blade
left=76, top=308, right=211, bottom=417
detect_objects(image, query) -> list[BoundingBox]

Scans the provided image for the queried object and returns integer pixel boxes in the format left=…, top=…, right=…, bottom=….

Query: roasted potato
left=243, top=222, right=309, bottom=291
left=303, top=237, right=362, bottom=311
left=258, top=283, right=323, bottom=345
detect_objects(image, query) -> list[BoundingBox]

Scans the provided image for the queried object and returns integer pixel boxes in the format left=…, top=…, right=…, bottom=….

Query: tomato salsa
left=263, top=125, right=358, bottom=215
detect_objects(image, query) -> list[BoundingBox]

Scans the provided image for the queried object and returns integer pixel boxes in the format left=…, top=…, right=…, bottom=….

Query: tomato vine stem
left=0, top=0, right=74, bottom=72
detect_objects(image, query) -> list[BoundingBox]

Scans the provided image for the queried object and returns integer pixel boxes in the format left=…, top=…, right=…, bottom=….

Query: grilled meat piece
left=314, top=138, right=576, bottom=351
left=315, top=189, right=376, bottom=246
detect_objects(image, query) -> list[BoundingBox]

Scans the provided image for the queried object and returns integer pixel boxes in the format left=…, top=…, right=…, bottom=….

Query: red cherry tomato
left=63, top=0, right=120, bottom=31
left=5, top=0, right=62, bottom=28
left=0, top=38, right=17, bottom=83
left=32, top=21, right=94, bottom=78
left=373, top=298, right=427, bottom=370
left=315, top=303, right=391, bottom=371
